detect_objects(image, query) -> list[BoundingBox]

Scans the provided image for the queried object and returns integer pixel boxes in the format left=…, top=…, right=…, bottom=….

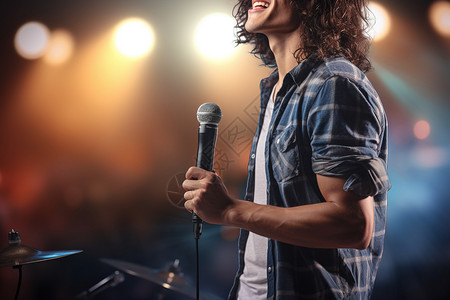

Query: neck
left=267, top=28, right=303, bottom=86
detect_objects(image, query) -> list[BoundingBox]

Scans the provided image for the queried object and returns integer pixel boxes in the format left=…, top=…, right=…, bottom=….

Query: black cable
left=195, top=237, right=199, bottom=300
left=13, top=265, right=22, bottom=300
left=192, top=212, right=202, bottom=300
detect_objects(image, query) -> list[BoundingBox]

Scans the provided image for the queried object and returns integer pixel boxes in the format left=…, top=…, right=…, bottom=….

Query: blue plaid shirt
left=229, top=56, right=390, bottom=299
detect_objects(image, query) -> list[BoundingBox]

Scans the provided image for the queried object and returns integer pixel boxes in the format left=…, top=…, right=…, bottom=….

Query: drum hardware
left=101, top=258, right=222, bottom=300
left=0, top=229, right=83, bottom=300
left=76, top=270, right=125, bottom=299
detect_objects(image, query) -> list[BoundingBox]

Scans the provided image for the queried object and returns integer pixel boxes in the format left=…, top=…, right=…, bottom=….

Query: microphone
left=192, top=103, right=222, bottom=239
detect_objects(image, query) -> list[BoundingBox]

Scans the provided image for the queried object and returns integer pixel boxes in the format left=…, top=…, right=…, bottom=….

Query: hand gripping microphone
left=192, top=103, right=222, bottom=239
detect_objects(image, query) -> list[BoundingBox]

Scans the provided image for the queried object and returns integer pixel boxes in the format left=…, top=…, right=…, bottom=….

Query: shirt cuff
left=312, top=154, right=391, bottom=197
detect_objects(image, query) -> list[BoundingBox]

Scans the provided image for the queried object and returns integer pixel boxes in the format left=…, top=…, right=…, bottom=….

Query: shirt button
left=251, top=153, right=255, bottom=159
left=268, top=266, right=272, bottom=273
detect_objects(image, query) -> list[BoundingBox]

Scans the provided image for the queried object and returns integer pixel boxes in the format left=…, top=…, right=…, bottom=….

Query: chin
left=245, top=22, right=260, bottom=34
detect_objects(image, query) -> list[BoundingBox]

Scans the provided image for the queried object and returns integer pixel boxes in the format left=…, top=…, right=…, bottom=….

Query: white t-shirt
left=237, top=87, right=275, bottom=299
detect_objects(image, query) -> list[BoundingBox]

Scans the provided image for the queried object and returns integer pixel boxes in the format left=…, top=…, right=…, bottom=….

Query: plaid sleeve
left=308, top=76, right=391, bottom=197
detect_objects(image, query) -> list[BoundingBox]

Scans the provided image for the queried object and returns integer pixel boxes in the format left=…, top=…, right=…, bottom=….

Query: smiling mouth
left=252, top=1, right=269, bottom=9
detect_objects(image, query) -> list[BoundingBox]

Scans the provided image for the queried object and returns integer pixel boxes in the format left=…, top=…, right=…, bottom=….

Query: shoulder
left=308, top=57, right=379, bottom=99
left=293, top=57, right=387, bottom=132
left=303, top=57, right=384, bottom=117
left=322, top=57, right=364, bottom=78
left=309, top=57, right=373, bottom=91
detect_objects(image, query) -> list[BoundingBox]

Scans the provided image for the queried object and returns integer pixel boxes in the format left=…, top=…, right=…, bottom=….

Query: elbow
left=354, top=234, right=371, bottom=250
left=347, top=198, right=374, bottom=250
left=352, top=216, right=373, bottom=250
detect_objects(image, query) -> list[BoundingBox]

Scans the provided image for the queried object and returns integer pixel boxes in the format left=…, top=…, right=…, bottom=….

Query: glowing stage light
left=43, top=29, right=75, bottom=65
left=429, top=1, right=450, bottom=37
left=366, top=2, right=391, bottom=42
left=414, top=120, right=431, bottom=140
left=114, top=18, right=155, bottom=58
left=411, top=146, right=446, bottom=168
left=14, top=22, right=50, bottom=59
left=194, top=13, right=237, bottom=60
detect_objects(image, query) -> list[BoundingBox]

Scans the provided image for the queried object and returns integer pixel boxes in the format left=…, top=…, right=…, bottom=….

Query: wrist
left=223, top=199, right=248, bottom=228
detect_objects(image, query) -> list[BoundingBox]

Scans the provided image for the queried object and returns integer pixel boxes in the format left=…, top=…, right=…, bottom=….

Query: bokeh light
left=43, top=29, right=75, bottom=65
left=194, top=13, right=237, bottom=60
left=411, top=146, right=446, bottom=168
left=114, top=18, right=155, bottom=58
left=366, top=2, right=391, bottom=42
left=14, top=21, right=50, bottom=59
left=413, top=120, right=431, bottom=140
left=429, top=1, right=450, bottom=37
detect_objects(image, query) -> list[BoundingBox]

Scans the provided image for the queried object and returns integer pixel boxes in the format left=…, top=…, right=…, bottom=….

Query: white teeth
left=253, top=1, right=269, bottom=9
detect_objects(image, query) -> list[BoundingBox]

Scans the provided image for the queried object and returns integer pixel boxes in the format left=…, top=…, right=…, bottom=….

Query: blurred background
left=0, top=0, right=449, bottom=299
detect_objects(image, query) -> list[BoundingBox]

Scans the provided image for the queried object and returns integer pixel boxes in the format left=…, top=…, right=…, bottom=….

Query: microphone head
left=196, top=103, right=222, bottom=124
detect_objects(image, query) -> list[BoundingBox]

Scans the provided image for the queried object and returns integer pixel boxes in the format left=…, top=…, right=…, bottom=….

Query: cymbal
left=101, top=258, right=222, bottom=300
left=0, top=229, right=82, bottom=267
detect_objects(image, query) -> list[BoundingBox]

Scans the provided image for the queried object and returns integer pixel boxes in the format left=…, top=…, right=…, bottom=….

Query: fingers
left=183, top=168, right=201, bottom=213
left=182, top=178, right=200, bottom=192
left=184, top=199, right=194, bottom=213
left=183, top=189, right=193, bottom=201
left=182, top=167, right=214, bottom=191
left=182, top=166, right=219, bottom=216
left=185, top=166, right=209, bottom=180
left=184, top=191, right=197, bottom=214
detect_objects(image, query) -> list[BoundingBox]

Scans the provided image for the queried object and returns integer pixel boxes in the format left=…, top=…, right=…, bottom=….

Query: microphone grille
left=197, top=103, right=222, bottom=124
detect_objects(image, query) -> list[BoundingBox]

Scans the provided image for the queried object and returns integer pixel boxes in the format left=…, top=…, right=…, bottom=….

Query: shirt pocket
left=270, top=126, right=301, bottom=182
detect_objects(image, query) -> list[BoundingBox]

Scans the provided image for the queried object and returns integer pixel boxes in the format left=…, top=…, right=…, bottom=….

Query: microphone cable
left=195, top=235, right=200, bottom=300
left=192, top=213, right=202, bottom=300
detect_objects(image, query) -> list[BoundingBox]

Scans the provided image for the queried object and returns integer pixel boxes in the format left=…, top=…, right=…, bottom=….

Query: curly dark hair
left=233, top=0, right=372, bottom=72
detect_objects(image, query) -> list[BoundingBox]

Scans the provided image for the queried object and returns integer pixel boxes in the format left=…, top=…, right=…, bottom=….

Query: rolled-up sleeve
left=308, top=76, right=391, bottom=197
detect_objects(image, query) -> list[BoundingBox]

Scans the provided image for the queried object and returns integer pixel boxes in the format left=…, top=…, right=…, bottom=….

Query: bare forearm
left=225, top=199, right=372, bottom=249
left=182, top=168, right=373, bottom=249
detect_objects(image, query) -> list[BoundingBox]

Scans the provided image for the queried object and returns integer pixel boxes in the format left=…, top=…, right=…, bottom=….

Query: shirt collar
left=287, top=55, right=322, bottom=86
left=261, top=55, right=322, bottom=92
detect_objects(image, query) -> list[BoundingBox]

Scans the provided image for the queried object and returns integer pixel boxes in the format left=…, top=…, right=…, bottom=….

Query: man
left=183, top=0, right=391, bottom=299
